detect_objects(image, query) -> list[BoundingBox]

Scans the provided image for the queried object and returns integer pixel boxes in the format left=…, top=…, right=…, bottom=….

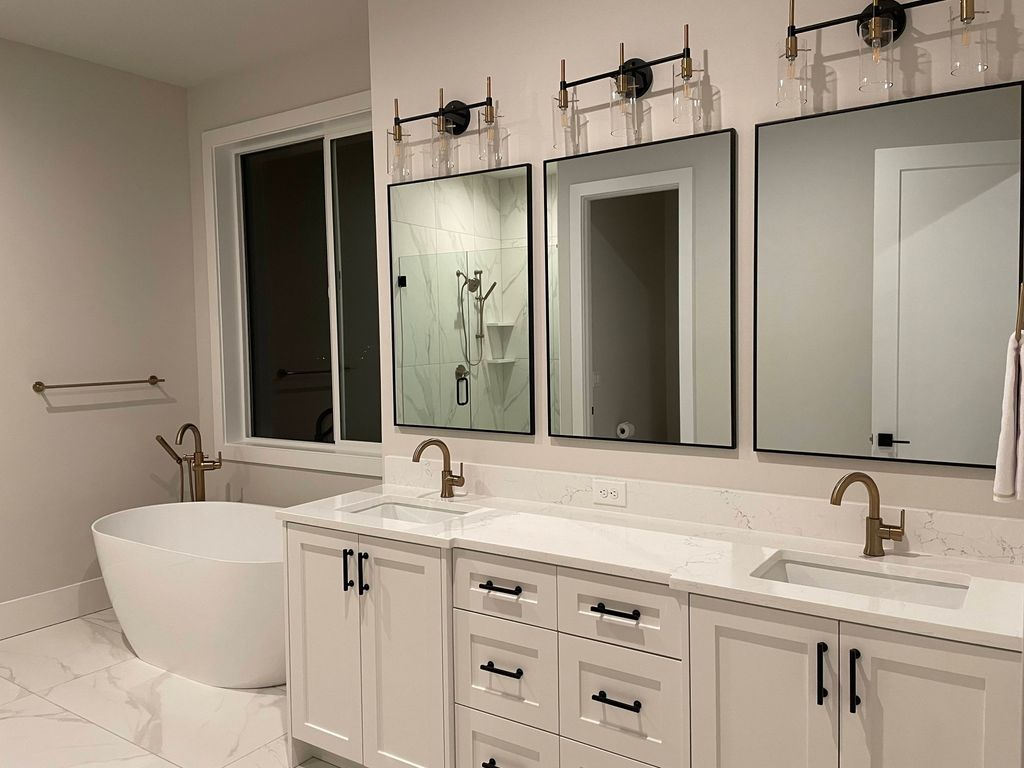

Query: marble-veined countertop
left=280, top=484, right=1024, bottom=652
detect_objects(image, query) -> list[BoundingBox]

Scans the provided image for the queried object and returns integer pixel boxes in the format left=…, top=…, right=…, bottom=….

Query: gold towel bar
left=32, top=375, right=164, bottom=393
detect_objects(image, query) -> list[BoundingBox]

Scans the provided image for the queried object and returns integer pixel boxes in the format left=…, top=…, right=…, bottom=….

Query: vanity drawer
left=560, top=738, right=655, bottom=768
left=455, top=550, right=557, bottom=628
left=557, top=568, right=686, bottom=658
left=558, top=634, right=687, bottom=768
left=454, top=609, right=559, bottom=732
left=456, top=705, right=559, bottom=768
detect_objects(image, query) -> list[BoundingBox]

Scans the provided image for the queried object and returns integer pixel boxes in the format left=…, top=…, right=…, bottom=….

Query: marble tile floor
left=0, top=609, right=328, bottom=768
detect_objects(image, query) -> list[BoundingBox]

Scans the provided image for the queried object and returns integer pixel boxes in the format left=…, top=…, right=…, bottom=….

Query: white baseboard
left=0, top=577, right=111, bottom=640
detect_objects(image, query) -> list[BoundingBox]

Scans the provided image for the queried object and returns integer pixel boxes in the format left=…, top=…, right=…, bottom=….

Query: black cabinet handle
left=482, top=760, right=499, bottom=768
left=480, top=661, right=524, bottom=679
left=479, top=580, right=522, bottom=597
left=849, top=649, right=862, bottom=713
left=358, top=552, right=370, bottom=595
left=592, top=690, right=642, bottom=713
left=342, top=549, right=355, bottom=592
left=591, top=602, right=641, bottom=621
left=816, top=642, right=829, bottom=705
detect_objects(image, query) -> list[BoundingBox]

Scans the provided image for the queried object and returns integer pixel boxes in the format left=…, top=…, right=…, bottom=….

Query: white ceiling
left=0, top=0, right=368, bottom=87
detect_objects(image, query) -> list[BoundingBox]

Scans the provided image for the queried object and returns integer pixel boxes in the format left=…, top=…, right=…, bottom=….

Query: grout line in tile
left=220, top=734, right=286, bottom=768
left=7, top=680, right=187, bottom=768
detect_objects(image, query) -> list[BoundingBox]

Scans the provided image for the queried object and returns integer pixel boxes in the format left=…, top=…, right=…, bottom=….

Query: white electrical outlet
left=593, top=478, right=626, bottom=508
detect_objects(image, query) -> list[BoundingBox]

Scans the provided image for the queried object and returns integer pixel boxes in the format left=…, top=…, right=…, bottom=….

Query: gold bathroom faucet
left=412, top=438, right=465, bottom=499
left=830, top=472, right=905, bottom=557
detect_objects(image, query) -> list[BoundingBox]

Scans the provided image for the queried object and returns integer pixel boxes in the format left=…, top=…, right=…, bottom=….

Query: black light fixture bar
left=394, top=98, right=490, bottom=128
left=560, top=50, right=688, bottom=91
left=391, top=79, right=497, bottom=140
left=789, top=0, right=944, bottom=38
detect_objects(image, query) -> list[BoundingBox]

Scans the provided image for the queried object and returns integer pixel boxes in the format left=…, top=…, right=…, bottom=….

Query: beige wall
left=0, top=39, right=196, bottom=603
left=368, top=0, right=1024, bottom=517
left=187, top=43, right=378, bottom=505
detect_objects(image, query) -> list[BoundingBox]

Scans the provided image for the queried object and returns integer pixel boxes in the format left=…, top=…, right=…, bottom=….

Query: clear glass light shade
left=776, top=42, right=808, bottom=107
left=609, top=79, right=651, bottom=145
left=672, top=63, right=703, bottom=135
left=950, top=0, right=989, bottom=76
left=551, top=89, right=586, bottom=157
left=387, top=135, right=414, bottom=183
left=478, top=112, right=510, bottom=169
left=859, top=16, right=895, bottom=92
left=431, top=128, right=460, bottom=177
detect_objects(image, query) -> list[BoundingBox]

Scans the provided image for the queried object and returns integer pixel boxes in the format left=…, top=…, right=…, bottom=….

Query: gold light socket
left=436, top=87, right=447, bottom=134
left=483, top=76, right=496, bottom=124
left=960, top=0, right=976, bottom=23
left=866, top=15, right=885, bottom=44
left=785, top=34, right=800, bottom=61
left=557, top=59, right=569, bottom=110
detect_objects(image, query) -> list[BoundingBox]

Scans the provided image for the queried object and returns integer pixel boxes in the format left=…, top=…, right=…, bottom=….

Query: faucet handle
left=452, top=462, right=466, bottom=487
left=881, top=509, right=906, bottom=542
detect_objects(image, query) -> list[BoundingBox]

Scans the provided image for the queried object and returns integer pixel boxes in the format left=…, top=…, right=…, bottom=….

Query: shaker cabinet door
left=689, top=595, right=839, bottom=768
left=359, top=535, right=446, bottom=768
left=839, top=623, right=1022, bottom=768
left=286, top=525, right=363, bottom=762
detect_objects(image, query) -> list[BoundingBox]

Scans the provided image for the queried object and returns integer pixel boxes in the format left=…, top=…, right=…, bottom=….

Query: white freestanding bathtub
left=92, top=502, right=285, bottom=688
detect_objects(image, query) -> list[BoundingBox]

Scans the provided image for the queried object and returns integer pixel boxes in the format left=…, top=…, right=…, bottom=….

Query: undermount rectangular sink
left=341, top=498, right=476, bottom=524
left=751, top=550, right=970, bottom=609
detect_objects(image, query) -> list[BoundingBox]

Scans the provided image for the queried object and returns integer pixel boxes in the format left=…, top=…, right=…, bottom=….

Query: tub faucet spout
left=174, top=423, right=222, bottom=502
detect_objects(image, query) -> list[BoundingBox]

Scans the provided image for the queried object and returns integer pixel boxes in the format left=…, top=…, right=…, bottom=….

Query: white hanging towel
left=994, top=333, right=1024, bottom=501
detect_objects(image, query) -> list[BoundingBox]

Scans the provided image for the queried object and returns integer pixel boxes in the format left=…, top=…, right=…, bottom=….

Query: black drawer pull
left=342, top=549, right=355, bottom=592
left=592, top=690, right=642, bottom=713
left=480, top=661, right=524, bottom=679
left=480, top=580, right=523, bottom=597
left=358, top=552, right=370, bottom=595
left=816, top=642, right=829, bottom=706
left=849, top=648, right=862, bottom=713
left=482, top=760, right=499, bottom=768
left=591, top=602, right=641, bottom=621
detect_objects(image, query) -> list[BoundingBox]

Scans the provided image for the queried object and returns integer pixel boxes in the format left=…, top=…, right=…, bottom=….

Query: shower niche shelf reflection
left=388, top=164, right=534, bottom=434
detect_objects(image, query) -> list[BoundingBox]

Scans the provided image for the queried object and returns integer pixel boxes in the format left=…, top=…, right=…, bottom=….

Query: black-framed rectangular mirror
left=545, top=131, right=736, bottom=448
left=388, top=164, right=534, bottom=434
left=755, top=83, right=1023, bottom=468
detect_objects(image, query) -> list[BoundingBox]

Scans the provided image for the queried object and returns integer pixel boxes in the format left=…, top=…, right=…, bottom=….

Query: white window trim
left=202, top=91, right=382, bottom=477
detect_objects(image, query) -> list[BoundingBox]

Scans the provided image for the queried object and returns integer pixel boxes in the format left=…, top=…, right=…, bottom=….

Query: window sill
left=220, top=440, right=382, bottom=478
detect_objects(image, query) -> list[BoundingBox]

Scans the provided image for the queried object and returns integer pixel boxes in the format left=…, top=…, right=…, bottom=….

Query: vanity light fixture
left=778, top=0, right=984, bottom=106
left=673, top=25, right=706, bottom=134
left=553, top=30, right=712, bottom=154
left=950, top=0, right=989, bottom=76
left=388, top=78, right=500, bottom=180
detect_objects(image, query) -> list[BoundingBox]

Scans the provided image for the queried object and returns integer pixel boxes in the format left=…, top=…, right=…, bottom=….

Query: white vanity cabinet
left=689, top=595, right=1022, bottom=768
left=839, top=622, right=1022, bottom=768
left=689, top=596, right=839, bottom=768
left=286, top=524, right=448, bottom=768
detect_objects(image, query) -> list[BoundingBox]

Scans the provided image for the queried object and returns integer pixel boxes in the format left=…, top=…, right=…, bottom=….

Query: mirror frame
left=754, top=81, right=1024, bottom=469
left=386, top=162, right=536, bottom=436
left=543, top=130, right=738, bottom=449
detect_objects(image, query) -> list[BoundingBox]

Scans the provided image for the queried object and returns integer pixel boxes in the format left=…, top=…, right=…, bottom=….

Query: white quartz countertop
left=280, top=484, right=1024, bottom=652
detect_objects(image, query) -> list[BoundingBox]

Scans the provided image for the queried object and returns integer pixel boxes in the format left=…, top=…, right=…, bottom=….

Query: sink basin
left=340, top=498, right=476, bottom=524
left=752, top=550, right=970, bottom=609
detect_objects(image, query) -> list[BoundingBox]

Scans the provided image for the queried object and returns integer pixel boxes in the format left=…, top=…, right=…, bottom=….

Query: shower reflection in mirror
left=545, top=133, right=736, bottom=448
left=388, top=165, right=534, bottom=434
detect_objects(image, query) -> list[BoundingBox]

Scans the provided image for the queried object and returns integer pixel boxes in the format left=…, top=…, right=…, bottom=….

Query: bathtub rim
left=92, top=501, right=284, bottom=566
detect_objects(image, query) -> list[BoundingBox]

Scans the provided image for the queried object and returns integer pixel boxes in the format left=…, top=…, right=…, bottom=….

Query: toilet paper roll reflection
left=616, top=421, right=636, bottom=439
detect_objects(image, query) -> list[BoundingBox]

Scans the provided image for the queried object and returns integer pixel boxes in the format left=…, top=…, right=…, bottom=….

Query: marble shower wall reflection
left=389, top=166, right=533, bottom=434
